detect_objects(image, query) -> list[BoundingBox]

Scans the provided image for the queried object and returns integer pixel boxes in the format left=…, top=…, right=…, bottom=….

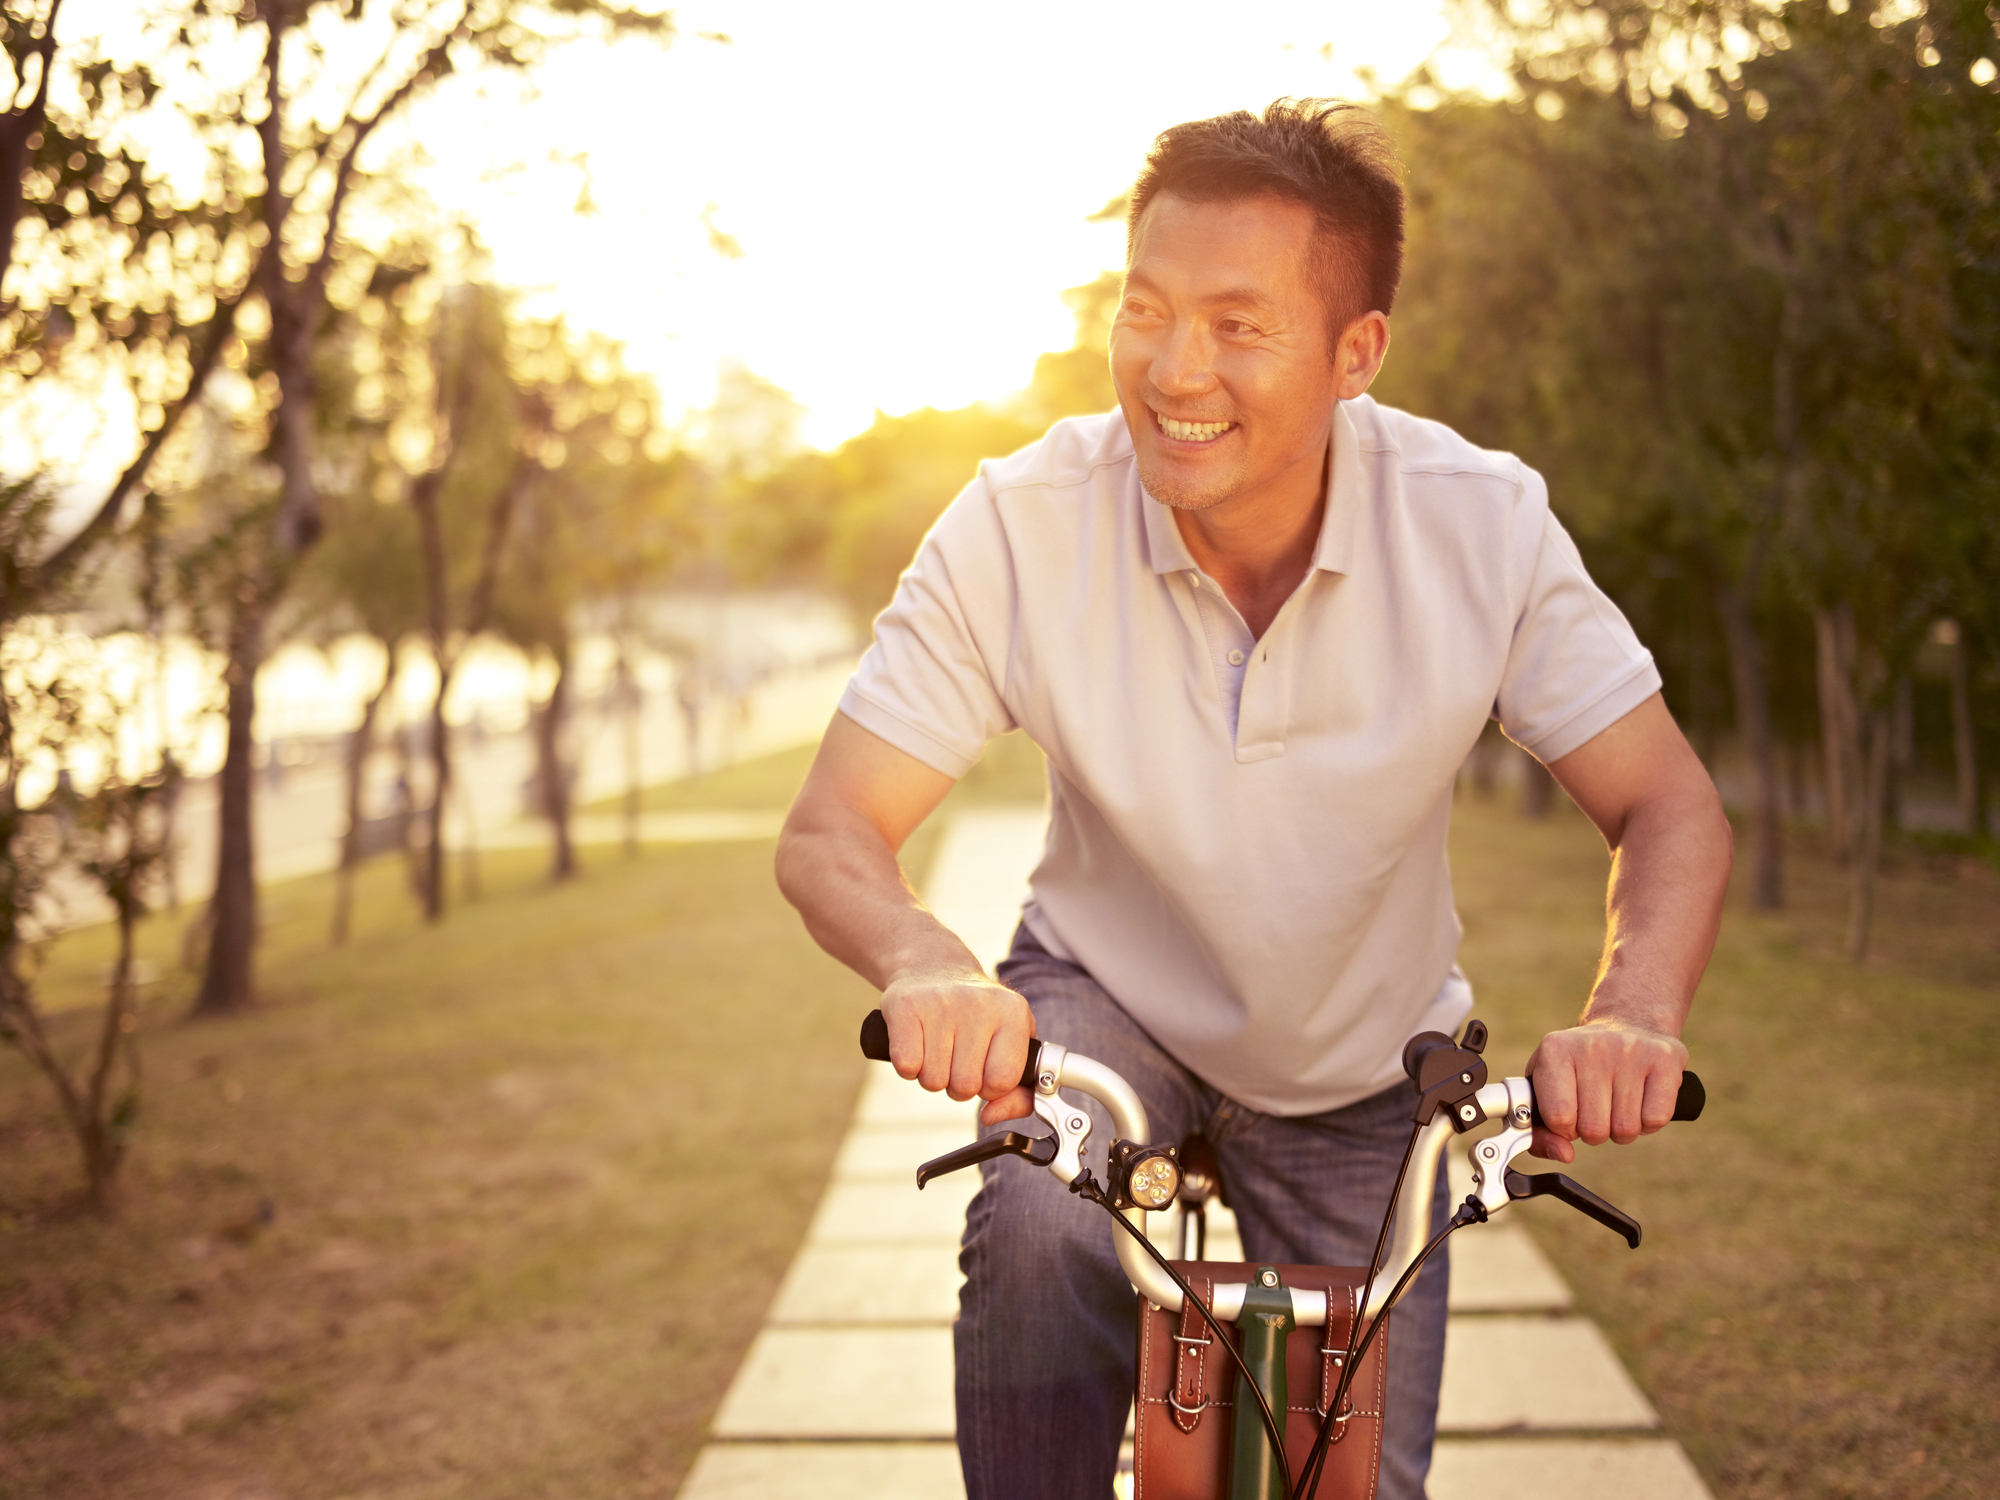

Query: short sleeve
left=837, top=475, right=1019, bottom=778
left=1495, top=499, right=1662, bottom=764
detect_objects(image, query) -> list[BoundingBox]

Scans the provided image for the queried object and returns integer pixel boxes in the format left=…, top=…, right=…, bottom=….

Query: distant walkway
left=678, top=808, right=1713, bottom=1500
left=44, top=658, right=850, bottom=934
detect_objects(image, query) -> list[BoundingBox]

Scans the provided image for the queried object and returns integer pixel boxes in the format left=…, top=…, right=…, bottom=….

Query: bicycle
left=859, top=1011, right=1703, bottom=1500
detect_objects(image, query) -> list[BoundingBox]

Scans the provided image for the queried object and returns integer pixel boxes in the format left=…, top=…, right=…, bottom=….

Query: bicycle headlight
left=1109, top=1140, right=1183, bottom=1211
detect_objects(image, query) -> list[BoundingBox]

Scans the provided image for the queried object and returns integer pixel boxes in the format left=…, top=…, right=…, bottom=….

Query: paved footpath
left=679, top=808, right=1712, bottom=1500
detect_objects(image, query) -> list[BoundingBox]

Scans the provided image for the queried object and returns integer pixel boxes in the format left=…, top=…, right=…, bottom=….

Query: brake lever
left=916, top=1130, right=1058, bottom=1188
left=1505, top=1167, right=1643, bottom=1249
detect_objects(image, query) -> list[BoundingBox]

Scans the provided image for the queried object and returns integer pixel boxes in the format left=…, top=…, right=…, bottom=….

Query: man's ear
left=1334, top=311, right=1390, bottom=400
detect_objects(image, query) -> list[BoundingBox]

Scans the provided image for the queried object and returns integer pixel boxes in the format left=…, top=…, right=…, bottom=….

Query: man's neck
left=1171, top=435, right=1331, bottom=641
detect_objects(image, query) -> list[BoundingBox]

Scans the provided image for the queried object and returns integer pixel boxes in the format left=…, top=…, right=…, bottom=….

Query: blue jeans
left=955, top=929, right=1449, bottom=1500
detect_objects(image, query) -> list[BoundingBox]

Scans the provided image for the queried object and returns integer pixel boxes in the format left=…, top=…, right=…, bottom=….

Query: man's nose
left=1151, top=320, right=1217, bottom=395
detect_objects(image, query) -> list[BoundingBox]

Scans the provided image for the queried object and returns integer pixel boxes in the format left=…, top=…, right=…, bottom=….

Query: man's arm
left=1529, top=692, right=1732, bottom=1162
left=775, top=711, right=1037, bottom=1125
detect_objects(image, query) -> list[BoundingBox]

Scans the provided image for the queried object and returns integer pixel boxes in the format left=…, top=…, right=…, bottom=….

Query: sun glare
left=391, top=0, right=1456, bottom=450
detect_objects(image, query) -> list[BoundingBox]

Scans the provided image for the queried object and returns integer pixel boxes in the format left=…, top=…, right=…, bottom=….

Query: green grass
left=603, top=742, right=820, bottom=815
left=0, top=753, right=880, bottom=1500
left=1448, top=788, right=1998, bottom=1500
left=595, top=727, right=1052, bottom=820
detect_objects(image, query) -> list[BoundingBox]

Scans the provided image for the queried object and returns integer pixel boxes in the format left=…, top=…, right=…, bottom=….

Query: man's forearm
left=775, top=806, right=984, bottom=991
left=1583, top=785, right=1732, bottom=1035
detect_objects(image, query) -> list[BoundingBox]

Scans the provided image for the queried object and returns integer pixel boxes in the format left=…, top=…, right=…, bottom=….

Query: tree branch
left=305, top=2, right=472, bottom=304
left=464, top=456, right=530, bottom=638
left=0, top=0, right=64, bottom=299
left=35, top=273, right=257, bottom=593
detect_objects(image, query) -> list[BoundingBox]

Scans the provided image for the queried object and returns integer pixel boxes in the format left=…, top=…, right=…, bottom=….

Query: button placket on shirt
left=1234, top=575, right=1316, bottom=763
left=1185, top=571, right=1259, bottom=747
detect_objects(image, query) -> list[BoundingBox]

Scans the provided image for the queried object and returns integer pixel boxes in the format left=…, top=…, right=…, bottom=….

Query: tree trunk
left=618, top=642, right=641, bottom=858
left=1947, top=626, right=1982, bottom=836
left=82, top=896, right=141, bottom=1212
left=332, top=644, right=397, bottom=947
left=1715, top=582, right=1782, bottom=908
left=1814, top=606, right=1861, bottom=858
left=1847, top=705, right=1892, bottom=962
left=194, top=596, right=262, bottom=1016
left=1886, top=675, right=1913, bottom=831
left=421, top=665, right=452, bottom=922
left=538, top=639, right=577, bottom=882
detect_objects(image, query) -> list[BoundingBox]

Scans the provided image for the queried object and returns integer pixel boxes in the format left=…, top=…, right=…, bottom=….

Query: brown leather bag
left=1133, top=1261, right=1387, bottom=1500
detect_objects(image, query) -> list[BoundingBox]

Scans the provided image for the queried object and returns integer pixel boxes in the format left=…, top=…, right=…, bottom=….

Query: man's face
left=1110, top=193, right=1344, bottom=513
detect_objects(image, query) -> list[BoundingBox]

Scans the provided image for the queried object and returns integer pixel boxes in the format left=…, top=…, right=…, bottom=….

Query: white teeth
left=1156, top=413, right=1233, bottom=443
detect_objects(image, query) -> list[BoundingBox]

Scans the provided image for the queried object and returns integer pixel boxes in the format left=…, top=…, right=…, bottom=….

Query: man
left=776, top=100, right=1731, bottom=1500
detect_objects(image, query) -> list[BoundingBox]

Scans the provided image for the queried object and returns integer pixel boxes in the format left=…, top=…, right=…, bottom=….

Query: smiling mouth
left=1155, top=411, right=1235, bottom=444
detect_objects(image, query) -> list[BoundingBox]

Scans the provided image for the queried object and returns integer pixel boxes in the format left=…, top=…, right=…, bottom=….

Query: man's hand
left=778, top=714, right=1044, bottom=1129
left=1525, top=1018, right=1688, bottom=1163
left=1530, top=693, right=1731, bottom=1165
left=881, top=970, right=1037, bottom=1126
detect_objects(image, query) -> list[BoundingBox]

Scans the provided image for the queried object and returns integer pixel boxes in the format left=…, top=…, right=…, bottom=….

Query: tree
left=291, top=252, right=433, bottom=942
left=495, top=320, right=689, bottom=880
left=177, top=0, right=677, bottom=1011
left=405, top=279, right=535, bottom=918
left=1380, top=0, right=2000, bottom=942
left=0, top=483, right=173, bottom=1211
left=0, top=1, right=251, bottom=1202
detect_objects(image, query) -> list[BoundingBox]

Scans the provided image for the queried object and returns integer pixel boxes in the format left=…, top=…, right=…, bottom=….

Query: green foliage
left=729, top=272, right=1121, bottom=620
left=1379, top=0, right=1999, bottom=748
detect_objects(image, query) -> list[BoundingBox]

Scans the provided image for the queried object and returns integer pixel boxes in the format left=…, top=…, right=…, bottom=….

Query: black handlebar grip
left=858, top=1008, right=1046, bottom=1092
left=1672, top=1071, right=1706, bottom=1122
left=1530, top=1070, right=1706, bottom=1131
left=859, top=1009, right=892, bottom=1063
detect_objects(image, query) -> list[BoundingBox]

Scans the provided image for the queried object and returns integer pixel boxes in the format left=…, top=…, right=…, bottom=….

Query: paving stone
left=807, top=1175, right=980, bottom=1243
left=686, top=807, right=1705, bottom=1500
left=925, top=808, right=1047, bottom=969
left=1429, top=1438, right=1712, bottom=1499
left=679, top=1442, right=963, bottom=1500
left=711, top=1327, right=955, bottom=1439
left=834, top=1125, right=976, bottom=1181
left=854, top=1062, right=981, bottom=1127
left=768, top=1243, right=963, bottom=1325
left=1448, top=1225, right=1572, bottom=1312
left=1437, top=1316, right=1657, bottom=1432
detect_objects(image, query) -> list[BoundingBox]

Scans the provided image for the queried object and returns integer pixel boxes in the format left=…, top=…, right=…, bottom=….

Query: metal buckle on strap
left=1171, top=1332, right=1212, bottom=1347
left=1168, top=1392, right=1213, bottom=1416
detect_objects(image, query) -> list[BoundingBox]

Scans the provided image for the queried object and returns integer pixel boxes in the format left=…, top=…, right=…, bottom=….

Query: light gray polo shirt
left=839, top=395, right=1661, bottom=1115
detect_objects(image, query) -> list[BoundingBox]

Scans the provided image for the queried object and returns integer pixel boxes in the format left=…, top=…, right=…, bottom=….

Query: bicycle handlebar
left=855, top=1007, right=1704, bottom=1322
left=1533, top=1069, right=1707, bottom=1128
left=859, top=1008, right=1047, bottom=1092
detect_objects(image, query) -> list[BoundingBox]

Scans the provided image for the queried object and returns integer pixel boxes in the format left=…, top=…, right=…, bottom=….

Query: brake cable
left=1291, top=1118, right=1425, bottom=1500
left=1068, top=1169, right=1295, bottom=1500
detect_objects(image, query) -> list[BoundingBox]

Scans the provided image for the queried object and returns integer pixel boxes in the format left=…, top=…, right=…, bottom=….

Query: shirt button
left=1227, top=649, right=1245, bottom=666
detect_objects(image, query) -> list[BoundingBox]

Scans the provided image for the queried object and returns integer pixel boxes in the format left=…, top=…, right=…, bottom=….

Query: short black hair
left=1127, top=100, right=1406, bottom=336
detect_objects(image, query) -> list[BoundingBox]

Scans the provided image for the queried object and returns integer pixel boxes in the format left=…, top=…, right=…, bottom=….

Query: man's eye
left=1218, top=318, right=1255, bottom=335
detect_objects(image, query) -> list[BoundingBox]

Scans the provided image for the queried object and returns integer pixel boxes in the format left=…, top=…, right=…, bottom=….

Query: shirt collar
left=1141, top=399, right=1363, bottom=578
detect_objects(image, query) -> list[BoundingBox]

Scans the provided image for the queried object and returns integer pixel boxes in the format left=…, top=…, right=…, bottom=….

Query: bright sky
left=394, top=0, right=1472, bottom=448
left=41, top=0, right=1489, bottom=467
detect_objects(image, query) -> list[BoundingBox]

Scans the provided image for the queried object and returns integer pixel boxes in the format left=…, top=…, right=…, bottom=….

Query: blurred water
left=26, top=591, right=860, bottom=934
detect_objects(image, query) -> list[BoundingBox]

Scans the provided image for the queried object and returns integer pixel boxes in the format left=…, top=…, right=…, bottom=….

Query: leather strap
left=1315, top=1283, right=1360, bottom=1441
left=1170, top=1272, right=1213, bottom=1433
